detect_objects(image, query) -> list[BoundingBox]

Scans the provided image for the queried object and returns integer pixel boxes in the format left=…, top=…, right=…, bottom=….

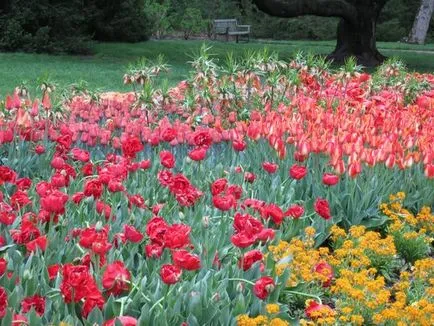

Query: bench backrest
left=213, top=19, right=238, bottom=33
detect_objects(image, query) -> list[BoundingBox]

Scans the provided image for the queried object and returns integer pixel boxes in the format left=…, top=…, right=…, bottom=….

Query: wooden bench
left=213, top=19, right=251, bottom=43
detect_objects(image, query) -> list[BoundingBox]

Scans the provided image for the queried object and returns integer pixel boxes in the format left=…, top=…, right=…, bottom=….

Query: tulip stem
left=149, top=286, right=174, bottom=314
left=125, top=280, right=152, bottom=303
left=284, top=290, right=322, bottom=304
left=120, top=297, right=125, bottom=316
left=226, top=278, right=255, bottom=286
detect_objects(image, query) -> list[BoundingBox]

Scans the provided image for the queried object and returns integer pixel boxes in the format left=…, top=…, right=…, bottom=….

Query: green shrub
left=180, top=8, right=206, bottom=40
left=377, top=19, right=407, bottom=42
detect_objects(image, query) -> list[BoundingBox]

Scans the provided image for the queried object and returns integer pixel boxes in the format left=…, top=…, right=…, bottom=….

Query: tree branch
left=253, top=0, right=358, bottom=25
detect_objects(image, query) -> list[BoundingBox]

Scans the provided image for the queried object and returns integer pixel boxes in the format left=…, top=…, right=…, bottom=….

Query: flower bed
left=0, top=53, right=433, bottom=325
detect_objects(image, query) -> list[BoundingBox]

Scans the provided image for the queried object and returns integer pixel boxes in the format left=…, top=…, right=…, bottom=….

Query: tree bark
left=407, top=0, right=434, bottom=45
left=253, top=0, right=390, bottom=67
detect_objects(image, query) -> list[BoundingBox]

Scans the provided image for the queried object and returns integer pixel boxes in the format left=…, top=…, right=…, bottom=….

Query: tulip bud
left=202, top=216, right=210, bottom=228
left=236, top=282, right=245, bottom=292
left=95, top=221, right=103, bottom=231
left=23, top=269, right=33, bottom=281
left=212, top=292, right=220, bottom=302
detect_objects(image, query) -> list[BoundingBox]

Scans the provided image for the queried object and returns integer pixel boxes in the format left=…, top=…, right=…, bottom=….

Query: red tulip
left=145, top=244, right=164, bottom=258
left=25, top=235, right=48, bottom=253
left=34, top=144, right=46, bottom=155
left=163, top=224, right=191, bottom=249
left=103, top=316, right=138, bottom=326
left=124, top=225, right=144, bottom=243
left=161, top=127, right=177, bottom=142
left=305, top=300, right=334, bottom=319
left=0, top=258, right=6, bottom=276
left=262, top=162, right=278, bottom=173
left=71, top=148, right=90, bottom=162
left=231, top=232, right=256, bottom=248
left=233, top=139, right=247, bottom=152
left=425, top=164, right=434, bottom=178
left=289, top=164, right=307, bottom=180
left=51, top=156, right=65, bottom=169
left=122, top=136, right=144, bottom=159
left=160, top=151, right=175, bottom=169
left=193, top=130, right=212, bottom=148
left=21, top=295, right=46, bottom=316
left=322, top=173, right=339, bottom=186
left=253, top=276, right=275, bottom=300
left=12, top=313, right=28, bottom=325
left=244, top=172, right=256, bottom=183
left=172, top=250, right=201, bottom=270
left=84, top=178, right=103, bottom=198
left=212, top=194, right=236, bottom=211
left=285, top=204, right=305, bottom=219
left=262, top=203, right=284, bottom=225
left=160, top=264, right=182, bottom=284
left=188, top=147, right=207, bottom=161
left=0, top=286, right=7, bottom=318
left=314, top=198, right=331, bottom=220
left=314, top=261, right=334, bottom=287
left=102, top=261, right=131, bottom=296
left=210, top=178, right=228, bottom=196
left=47, top=264, right=61, bottom=280
left=239, top=250, right=263, bottom=271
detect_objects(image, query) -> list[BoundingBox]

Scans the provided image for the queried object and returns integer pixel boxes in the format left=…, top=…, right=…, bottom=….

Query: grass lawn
left=0, top=39, right=433, bottom=98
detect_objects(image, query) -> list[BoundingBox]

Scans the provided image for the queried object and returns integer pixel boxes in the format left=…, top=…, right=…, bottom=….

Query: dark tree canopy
left=0, top=0, right=151, bottom=54
left=253, top=0, right=391, bottom=66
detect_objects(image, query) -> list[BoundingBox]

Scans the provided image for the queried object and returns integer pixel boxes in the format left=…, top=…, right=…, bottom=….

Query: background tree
left=407, top=0, right=434, bottom=44
left=0, top=0, right=151, bottom=54
left=252, top=0, right=392, bottom=66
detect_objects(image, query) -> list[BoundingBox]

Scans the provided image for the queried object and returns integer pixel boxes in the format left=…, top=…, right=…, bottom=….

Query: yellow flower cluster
left=330, top=225, right=396, bottom=272
left=329, top=219, right=434, bottom=324
left=380, top=191, right=434, bottom=236
left=237, top=303, right=287, bottom=326
left=332, top=268, right=390, bottom=323
left=265, top=304, right=280, bottom=314
left=236, top=315, right=289, bottom=326
left=241, top=193, right=433, bottom=325
left=370, top=261, right=434, bottom=325
left=268, top=227, right=331, bottom=287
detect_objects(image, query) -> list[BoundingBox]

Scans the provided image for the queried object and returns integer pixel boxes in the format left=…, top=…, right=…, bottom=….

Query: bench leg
left=236, top=35, right=239, bottom=43
left=226, top=33, right=229, bottom=42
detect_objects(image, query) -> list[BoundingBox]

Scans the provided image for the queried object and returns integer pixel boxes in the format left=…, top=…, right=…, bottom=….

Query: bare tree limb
left=253, top=0, right=358, bottom=25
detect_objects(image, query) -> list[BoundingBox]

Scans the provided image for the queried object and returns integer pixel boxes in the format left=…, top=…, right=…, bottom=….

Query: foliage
left=143, top=0, right=173, bottom=39
left=89, top=0, right=150, bottom=42
left=0, top=0, right=150, bottom=54
left=180, top=8, right=207, bottom=40
left=0, top=0, right=92, bottom=54
left=143, top=0, right=433, bottom=42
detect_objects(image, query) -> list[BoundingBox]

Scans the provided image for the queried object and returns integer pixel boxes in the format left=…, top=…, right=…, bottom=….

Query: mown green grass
left=0, top=40, right=433, bottom=98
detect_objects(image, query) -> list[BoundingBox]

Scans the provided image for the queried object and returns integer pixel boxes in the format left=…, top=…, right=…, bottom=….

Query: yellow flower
left=396, top=192, right=406, bottom=200
left=350, top=314, right=364, bottom=325
left=269, top=318, right=289, bottom=326
left=349, top=225, right=366, bottom=238
left=304, top=226, right=316, bottom=237
left=236, top=315, right=268, bottom=326
left=265, top=304, right=280, bottom=314
left=330, top=225, right=346, bottom=241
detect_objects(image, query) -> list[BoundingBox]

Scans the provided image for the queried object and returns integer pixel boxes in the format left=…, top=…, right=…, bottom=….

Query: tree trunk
left=328, top=1, right=387, bottom=67
left=329, top=18, right=385, bottom=67
left=407, top=0, right=434, bottom=45
left=253, top=0, right=390, bottom=67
